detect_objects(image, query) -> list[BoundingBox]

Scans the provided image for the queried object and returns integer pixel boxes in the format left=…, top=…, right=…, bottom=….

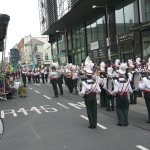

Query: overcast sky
left=0, top=0, right=42, bottom=57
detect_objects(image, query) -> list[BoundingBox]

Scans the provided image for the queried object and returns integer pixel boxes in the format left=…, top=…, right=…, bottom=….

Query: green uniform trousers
left=144, top=93, right=150, bottom=122
left=105, top=92, right=114, bottom=110
left=100, top=86, right=106, bottom=107
left=116, top=95, right=129, bottom=125
left=57, top=77, right=63, bottom=95
left=84, top=95, right=97, bottom=127
left=130, top=91, right=137, bottom=104
left=66, top=78, right=73, bottom=93
left=51, top=80, right=58, bottom=96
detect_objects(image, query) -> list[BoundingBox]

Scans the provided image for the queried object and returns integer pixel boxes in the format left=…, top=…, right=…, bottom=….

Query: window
left=58, top=35, right=65, bottom=52
left=67, top=32, right=72, bottom=50
left=86, top=20, right=91, bottom=50
left=115, top=2, right=125, bottom=35
left=91, top=17, right=97, bottom=42
left=45, top=53, right=49, bottom=60
left=80, top=25, right=85, bottom=46
left=52, top=42, right=58, bottom=55
left=72, top=29, right=76, bottom=49
left=97, top=15, right=105, bottom=48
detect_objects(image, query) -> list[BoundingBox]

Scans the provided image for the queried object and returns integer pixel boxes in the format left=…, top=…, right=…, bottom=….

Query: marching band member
left=110, top=63, right=133, bottom=126
left=65, top=64, right=73, bottom=93
left=103, top=67, right=115, bottom=111
left=50, top=66, right=58, bottom=98
left=34, top=69, right=39, bottom=84
left=113, top=59, right=120, bottom=77
left=44, top=67, right=48, bottom=83
left=57, top=65, right=63, bottom=95
left=31, top=69, right=35, bottom=83
left=40, top=65, right=45, bottom=84
left=79, top=68, right=101, bottom=129
left=22, top=67, right=27, bottom=87
left=72, top=65, right=78, bottom=94
left=98, top=62, right=107, bottom=107
left=135, top=58, right=142, bottom=97
left=27, top=68, right=32, bottom=84
left=37, top=67, right=40, bottom=83
left=138, top=58, right=150, bottom=123
left=128, top=59, right=137, bottom=104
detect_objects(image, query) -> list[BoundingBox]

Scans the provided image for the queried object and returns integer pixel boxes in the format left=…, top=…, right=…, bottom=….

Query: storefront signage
left=118, top=32, right=134, bottom=43
left=99, top=49, right=105, bottom=56
left=91, top=41, right=99, bottom=50
left=93, top=50, right=98, bottom=57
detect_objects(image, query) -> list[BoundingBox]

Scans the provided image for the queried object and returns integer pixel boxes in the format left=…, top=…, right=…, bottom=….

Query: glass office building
left=38, top=0, right=150, bottom=65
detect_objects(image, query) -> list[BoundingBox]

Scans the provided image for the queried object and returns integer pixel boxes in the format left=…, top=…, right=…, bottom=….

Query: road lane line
left=43, top=95, right=51, bottom=99
left=57, top=103, right=69, bottom=109
left=35, top=90, right=40, bottom=93
left=34, top=84, right=41, bottom=86
left=80, top=115, right=107, bottom=130
left=136, top=145, right=149, bottom=150
left=29, top=87, right=32, bottom=90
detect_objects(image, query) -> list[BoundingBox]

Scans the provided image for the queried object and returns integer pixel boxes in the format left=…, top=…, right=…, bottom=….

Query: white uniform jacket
left=139, top=77, right=150, bottom=94
left=111, top=78, right=133, bottom=96
left=79, top=79, right=101, bottom=97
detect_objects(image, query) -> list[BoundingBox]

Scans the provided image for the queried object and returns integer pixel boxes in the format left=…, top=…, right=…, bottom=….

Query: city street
left=0, top=82, right=150, bottom=150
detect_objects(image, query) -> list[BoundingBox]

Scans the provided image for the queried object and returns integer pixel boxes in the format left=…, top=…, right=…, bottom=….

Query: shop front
left=118, top=32, right=136, bottom=62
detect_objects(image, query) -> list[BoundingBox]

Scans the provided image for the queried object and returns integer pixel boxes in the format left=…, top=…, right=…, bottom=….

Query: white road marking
left=68, top=103, right=81, bottom=109
left=43, top=95, right=51, bottom=99
left=1, top=109, right=17, bottom=118
left=34, top=84, right=41, bottom=86
left=35, top=90, right=40, bottom=93
left=136, top=145, right=149, bottom=150
left=80, top=115, right=107, bottom=130
left=57, top=103, right=69, bottom=109
left=29, top=87, right=32, bottom=90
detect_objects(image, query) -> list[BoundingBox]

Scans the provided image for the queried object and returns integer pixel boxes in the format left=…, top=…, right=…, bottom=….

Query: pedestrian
left=22, top=67, right=27, bottom=87
left=79, top=69, right=101, bottom=129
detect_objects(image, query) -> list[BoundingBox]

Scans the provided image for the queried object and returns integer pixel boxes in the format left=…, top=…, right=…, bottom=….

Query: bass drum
left=107, top=77, right=113, bottom=92
left=133, top=72, right=140, bottom=89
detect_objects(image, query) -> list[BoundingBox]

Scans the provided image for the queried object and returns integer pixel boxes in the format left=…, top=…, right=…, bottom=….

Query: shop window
left=52, top=42, right=58, bottom=55
left=76, top=27, right=81, bottom=48
left=146, top=2, right=150, bottom=22
left=86, top=20, right=91, bottom=50
left=82, top=52, right=86, bottom=61
left=74, top=54, right=78, bottom=65
left=142, top=34, right=150, bottom=60
left=80, top=25, right=85, bottom=46
left=91, top=17, right=98, bottom=42
left=67, top=32, right=72, bottom=50
left=124, top=1, right=138, bottom=31
left=97, top=15, right=105, bottom=48
left=78, top=53, right=82, bottom=65
left=58, top=35, right=65, bottom=52
left=115, top=2, right=125, bottom=35
left=72, top=29, right=76, bottom=49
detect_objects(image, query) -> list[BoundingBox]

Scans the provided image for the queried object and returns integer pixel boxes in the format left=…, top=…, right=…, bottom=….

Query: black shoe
left=146, top=120, right=150, bottom=123
left=93, top=126, right=97, bottom=129
left=60, top=93, right=63, bottom=95
left=88, top=126, right=94, bottom=129
left=124, top=123, right=128, bottom=126
left=100, top=105, right=104, bottom=107
left=106, top=109, right=111, bottom=111
left=116, top=123, right=123, bottom=127
left=53, top=95, right=58, bottom=98
left=130, top=102, right=133, bottom=104
left=111, top=109, right=114, bottom=111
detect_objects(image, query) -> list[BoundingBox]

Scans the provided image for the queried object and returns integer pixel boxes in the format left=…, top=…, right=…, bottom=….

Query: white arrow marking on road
left=136, top=145, right=149, bottom=150
left=43, top=95, right=51, bottom=99
left=57, top=103, right=69, bottom=109
left=80, top=115, right=107, bottom=130
left=29, top=87, right=32, bottom=90
left=1, top=109, right=17, bottom=118
left=35, top=90, right=40, bottom=93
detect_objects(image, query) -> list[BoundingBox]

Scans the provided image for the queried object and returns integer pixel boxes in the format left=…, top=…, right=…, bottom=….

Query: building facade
left=38, top=0, right=150, bottom=65
left=17, top=36, right=51, bottom=66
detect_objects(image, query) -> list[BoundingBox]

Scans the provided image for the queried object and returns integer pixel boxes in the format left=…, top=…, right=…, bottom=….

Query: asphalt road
left=0, top=81, right=150, bottom=150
